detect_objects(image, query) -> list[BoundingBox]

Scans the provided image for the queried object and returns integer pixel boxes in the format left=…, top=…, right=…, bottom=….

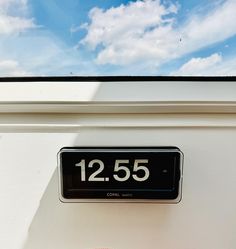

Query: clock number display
left=76, top=159, right=150, bottom=182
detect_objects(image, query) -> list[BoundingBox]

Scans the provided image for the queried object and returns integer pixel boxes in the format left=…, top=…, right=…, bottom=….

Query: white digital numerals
left=75, top=159, right=149, bottom=182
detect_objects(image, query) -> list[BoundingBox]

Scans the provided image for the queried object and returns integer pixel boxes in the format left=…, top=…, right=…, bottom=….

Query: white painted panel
left=1, top=82, right=236, bottom=103
left=0, top=134, right=75, bottom=249
left=0, top=128, right=236, bottom=249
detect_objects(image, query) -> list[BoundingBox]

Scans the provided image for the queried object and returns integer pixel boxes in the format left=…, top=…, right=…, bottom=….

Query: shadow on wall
left=23, top=168, right=173, bottom=249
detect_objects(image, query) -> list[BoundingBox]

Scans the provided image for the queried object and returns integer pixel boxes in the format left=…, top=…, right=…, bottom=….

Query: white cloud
left=0, top=0, right=35, bottom=35
left=0, top=60, right=30, bottom=76
left=172, top=53, right=222, bottom=75
left=0, top=0, right=36, bottom=76
left=0, top=0, right=26, bottom=9
left=179, top=0, right=236, bottom=55
left=0, top=1, right=102, bottom=77
left=0, top=32, right=103, bottom=76
left=81, top=0, right=236, bottom=68
left=70, top=25, right=81, bottom=34
left=81, top=0, right=178, bottom=66
left=172, top=53, right=236, bottom=76
left=0, top=15, right=35, bottom=34
left=216, top=59, right=236, bottom=76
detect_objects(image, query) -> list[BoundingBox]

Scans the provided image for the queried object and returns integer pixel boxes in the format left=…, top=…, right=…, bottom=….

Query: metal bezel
left=58, top=147, right=183, bottom=204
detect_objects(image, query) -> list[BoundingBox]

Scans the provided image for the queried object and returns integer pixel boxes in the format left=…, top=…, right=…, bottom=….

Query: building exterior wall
left=0, top=82, right=236, bottom=249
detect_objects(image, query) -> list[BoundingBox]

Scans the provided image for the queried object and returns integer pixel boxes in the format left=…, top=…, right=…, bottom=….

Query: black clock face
left=59, top=147, right=183, bottom=201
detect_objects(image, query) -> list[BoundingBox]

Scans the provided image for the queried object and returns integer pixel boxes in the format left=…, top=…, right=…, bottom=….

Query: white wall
left=1, top=82, right=236, bottom=249
left=1, top=126, right=236, bottom=249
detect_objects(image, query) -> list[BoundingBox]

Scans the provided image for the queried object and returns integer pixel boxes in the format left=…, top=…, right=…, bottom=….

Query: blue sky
left=0, top=0, right=236, bottom=76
